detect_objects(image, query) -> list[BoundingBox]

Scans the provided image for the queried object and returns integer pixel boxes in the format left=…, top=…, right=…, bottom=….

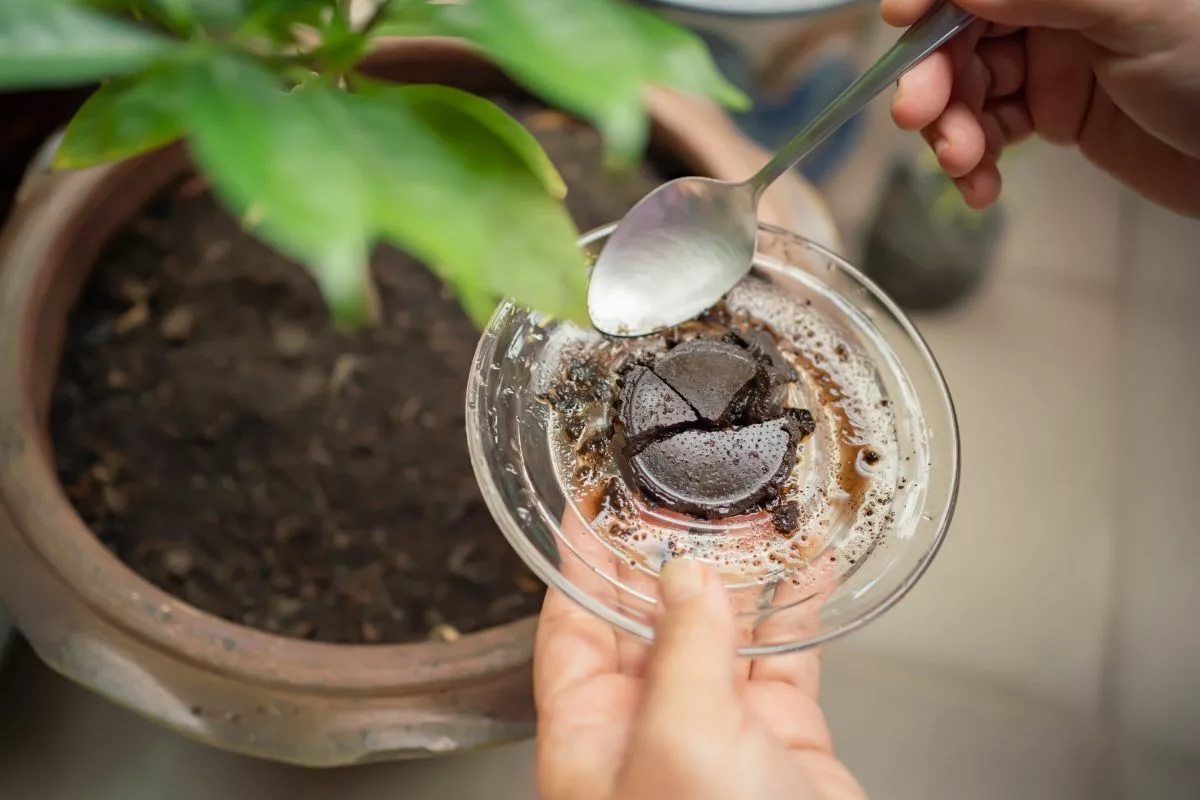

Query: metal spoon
left=587, top=2, right=976, bottom=337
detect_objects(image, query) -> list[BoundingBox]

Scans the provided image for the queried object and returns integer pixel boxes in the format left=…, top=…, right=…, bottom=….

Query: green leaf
left=340, top=82, right=588, bottom=324
left=155, top=0, right=248, bottom=30
left=622, top=5, right=749, bottom=111
left=54, top=68, right=185, bottom=169
left=236, top=0, right=333, bottom=46
left=176, top=52, right=371, bottom=324
left=170, top=53, right=585, bottom=327
left=391, top=85, right=566, bottom=200
left=89, top=0, right=250, bottom=31
left=369, top=0, right=439, bottom=37
left=0, top=0, right=178, bottom=90
left=312, top=6, right=368, bottom=73
left=413, top=0, right=748, bottom=163
left=146, top=0, right=193, bottom=28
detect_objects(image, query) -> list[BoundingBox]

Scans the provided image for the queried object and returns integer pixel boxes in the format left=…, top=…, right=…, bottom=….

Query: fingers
left=987, top=96, right=1034, bottom=144
left=884, top=0, right=1158, bottom=37
left=749, top=571, right=837, bottom=699
left=892, top=18, right=988, bottom=131
left=742, top=682, right=832, bottom=752
left=924, top=99, right=988, bottom=178
left=955, top=160, right=1003, bottom=209
left=631, top=556, right=759, bottom=683
left=950, top=0, right=1149, bottom=30
left=978, top=34, right=1026, bottom=99
left=749, top=627, right=821, bottom=700
left=639, top=559, right=739, bottom=728
left=885, top=0, right=1149, bottom=30
left=1024, top=27, right=1098, bottom=146
left=1076, top=86, right=1200, bottom=217
left=880, top=0, right=937, bottom=27
left=892, top=21, right=1029, bottom=210
left=980, top=111, right=1005, bottom=160
left=614, top=557, right=656, bottom=677
left=982, top=24, right=1023, bottom=39
left=724, top=579, right=767, bottom=684
left=533, top=507, right=620, bottom=710
left=923, top=97, right=1006, bottom=209
left=892, top=51, right=954, bottom=131
left=535, top=587, right=618, bottom=708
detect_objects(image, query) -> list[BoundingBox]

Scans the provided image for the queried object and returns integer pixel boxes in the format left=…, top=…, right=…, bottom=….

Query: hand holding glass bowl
left=467, top=224, right=958, bottom=654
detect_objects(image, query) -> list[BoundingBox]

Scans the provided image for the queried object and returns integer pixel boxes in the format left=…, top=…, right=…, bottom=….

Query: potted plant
left=0, top=0, right=836, bottom=765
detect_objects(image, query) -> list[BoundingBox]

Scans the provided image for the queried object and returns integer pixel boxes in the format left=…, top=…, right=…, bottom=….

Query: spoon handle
left=749, top=2, right=976, bottom=194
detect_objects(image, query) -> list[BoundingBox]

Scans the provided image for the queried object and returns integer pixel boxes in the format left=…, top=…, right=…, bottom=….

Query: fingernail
left=934, top=138, right=950, bottom=155
left=659, top=558, right=706, bottom=605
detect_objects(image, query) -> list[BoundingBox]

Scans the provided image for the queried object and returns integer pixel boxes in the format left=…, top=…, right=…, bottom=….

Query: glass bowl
left=467, top=223, right=958, bottom=655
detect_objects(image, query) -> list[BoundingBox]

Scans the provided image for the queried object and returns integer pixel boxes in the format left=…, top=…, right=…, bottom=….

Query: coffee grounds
left=616, top=335, right=815, bottom=519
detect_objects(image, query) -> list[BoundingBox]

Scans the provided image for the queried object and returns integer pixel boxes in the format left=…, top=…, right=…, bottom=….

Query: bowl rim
left=468, top=221, right=961, bottom=655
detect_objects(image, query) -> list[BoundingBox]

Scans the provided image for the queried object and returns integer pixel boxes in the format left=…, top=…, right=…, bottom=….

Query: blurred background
left=2, top=2, right=1199, bottom=798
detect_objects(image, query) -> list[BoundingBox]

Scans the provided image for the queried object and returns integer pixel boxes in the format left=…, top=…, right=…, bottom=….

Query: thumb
left=640, top=558, right=739, bottom=725
left=883, top=0, right=1147, bottom=30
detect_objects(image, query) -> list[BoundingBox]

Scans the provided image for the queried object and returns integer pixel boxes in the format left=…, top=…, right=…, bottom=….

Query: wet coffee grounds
left=616, top=334, right=816, bottom=519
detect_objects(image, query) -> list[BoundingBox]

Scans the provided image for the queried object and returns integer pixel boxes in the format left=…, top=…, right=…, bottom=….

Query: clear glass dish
left=467, top=223, right=958, bottom=655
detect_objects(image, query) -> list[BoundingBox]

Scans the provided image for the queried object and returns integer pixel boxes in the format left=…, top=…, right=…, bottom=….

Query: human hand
left=534, top=556, right=865, bottom=800
left=885, top=0, right=1200, bottom=215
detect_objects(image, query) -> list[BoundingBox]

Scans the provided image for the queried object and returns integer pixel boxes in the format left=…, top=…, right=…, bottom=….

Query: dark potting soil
left=50, top=101, right=671, bottom=644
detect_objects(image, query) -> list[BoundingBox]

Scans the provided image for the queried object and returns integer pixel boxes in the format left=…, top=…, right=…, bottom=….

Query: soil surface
left=50, top=101, right=669, bottom=644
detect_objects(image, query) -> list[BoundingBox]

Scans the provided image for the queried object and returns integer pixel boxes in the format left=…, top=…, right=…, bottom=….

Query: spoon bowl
left=586, top=177, right=756, bottom=337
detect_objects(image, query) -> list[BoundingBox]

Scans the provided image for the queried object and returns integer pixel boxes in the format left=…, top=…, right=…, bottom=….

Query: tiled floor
left=838, top=260, right=1121, bottom=715
left=824, top=139, right=1193, bottom=800
left=823, top=139, right=1200, bottom=796
left=821, top=647, right=1110, bottom=800
left=1111, top=196, right=1200, bottom=757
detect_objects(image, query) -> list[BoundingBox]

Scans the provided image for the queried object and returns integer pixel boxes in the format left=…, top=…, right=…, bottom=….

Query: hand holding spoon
left=587, top=2, right=976, bottom=337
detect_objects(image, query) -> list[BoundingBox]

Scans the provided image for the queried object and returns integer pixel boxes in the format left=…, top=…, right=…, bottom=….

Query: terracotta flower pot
left=0, top=40, right=840, bottom=766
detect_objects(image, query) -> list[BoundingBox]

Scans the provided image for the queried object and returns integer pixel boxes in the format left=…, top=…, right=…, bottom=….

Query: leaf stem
left=361, top=0, right=394, bottom=35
